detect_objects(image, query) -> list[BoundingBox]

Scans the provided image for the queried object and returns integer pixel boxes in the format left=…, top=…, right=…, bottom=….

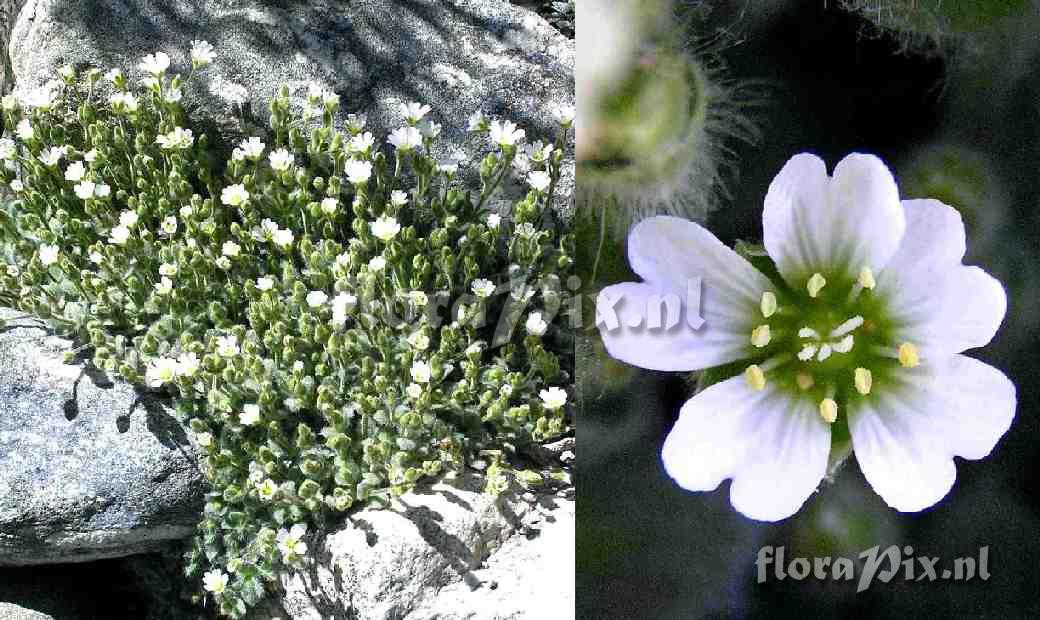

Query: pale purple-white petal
left=848, top=354, right=1015, bottom=513
left=763, top=153, right=905, bottom=285
left=662, top=375, right=831, bottom=521
left=877, top=199, right=1007, bottom=358
left=596, top=216, right=772, bottom=372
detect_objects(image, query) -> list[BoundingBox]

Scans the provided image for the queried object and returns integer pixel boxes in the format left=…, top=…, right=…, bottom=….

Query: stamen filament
left=798, top=327, right=819, bottom=339
left=797, top=344, right=818, bottom=361
left=831, top=334, right=854, bottom=353
left=816, top=343, right=833, bottom=362
left=830, top=315, right=864, bottom=338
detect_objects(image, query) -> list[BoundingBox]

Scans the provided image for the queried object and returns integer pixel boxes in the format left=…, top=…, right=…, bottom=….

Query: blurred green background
left=577, top=1, right=1040, bottom=618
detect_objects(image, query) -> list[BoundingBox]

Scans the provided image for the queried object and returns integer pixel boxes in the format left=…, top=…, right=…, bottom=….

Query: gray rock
left=250, top=472, right=573, bottom=620
left=0, top=308, right=204, bottom=565
left=0, top=603, right=53, bottom=620
left=8, top=0, right=574, bottom=212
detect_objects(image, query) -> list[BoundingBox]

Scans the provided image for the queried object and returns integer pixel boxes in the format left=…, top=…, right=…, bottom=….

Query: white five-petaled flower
left=406, top=383, right=423, bottom=399
left=256, top=277, right=275, bottom=291
left=487, top=214, right=501, bottom=229
left=347, top=132, right=375, bottom=154
left=23, top=81, right=59, bottom=110
left=38, top=244, right=59, bottom=266
left=0, top=138, right=15, bottom=160
left=401, top=101, right=432, bottom=123
left=597, top=152, right=1015, bottom=522
left=407, top=331, right=430, bottom=350
left=526, top=170, right=551, bottom=192
left=269, top=148, right=294, bottom=172
left=221, top=184, right=249, bottom=206
left=0, top=94, right=16, bottom=111
left=467, top=110, right=487, bottom=132
left=109, top=91, right=139, bottom=112
left=370, top=215, right=401, bottom=242
left=191, top=40, right=215, bottom=67
left=551, top=103, right=575, bottom=127
left=272, top=228, right=294, bottom=248
left=306, top=290, right=328, bottom=308
left=257, top=478, right=278, bottom=501
left=216, top=335, right=239, bottom=358
left=145, top=356, right=178, bottom=387
left=411, top=360, right=432, bottom=384
left=240, top=404, right=261, bottom=426
left=489, top=119, right=525, bottom=147
left=276, top=524, right=309, bottom=560
left=108, top=224, right=130, bottom=245
left=539, top=386, right=567, bottom=410
left=40, top=146, right=66, bottom=167
left=525, top=312, right=548, bottom=336
left=195, top=431, right=213, bottom=448
left=155, top=127, right=194, bottom=150
left=202, top=569, right=228, bottom=594
left=74, top=181, right=97, bottom=200
left=331, top=291, right=358, bottom=326
left=64, top=161, right=86, bottom=182
left=222, top=241, right=240, bottom=257
left=368, top=256, right=386, bottom=271
left=176, top=351, right=200, bottom=377
left=418, top=120, right=441, bottom=139
left=239, top=137, right=265, bottom=159
left=344, top=159, right=373, bottom=185
left=320, top=197, right=339, bottom=215
left=471, top=278, right=495, bottom=298
left=160, top=216, right=178, bottom=236
left=119, top=211, right=139, bottom=228
left=387, top=126, right=422, bottom=151
left=15, top=119, right=34, bottom=140
left=390, top=190, right=408, bottom=207
left=164, top=88, right=183, bottom=103
left=154, top=276, right=173, bottom=295
left=139, top=52, right=171, bottom=76
left=159, top=262, right=178, bottom=277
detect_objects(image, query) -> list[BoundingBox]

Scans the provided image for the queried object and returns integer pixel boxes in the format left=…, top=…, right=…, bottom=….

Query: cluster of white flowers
left=156, top=127, right=194, bottom=150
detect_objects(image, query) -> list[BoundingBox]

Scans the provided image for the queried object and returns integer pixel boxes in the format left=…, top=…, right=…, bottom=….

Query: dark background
left=577, top=1, right=1040, bottom=618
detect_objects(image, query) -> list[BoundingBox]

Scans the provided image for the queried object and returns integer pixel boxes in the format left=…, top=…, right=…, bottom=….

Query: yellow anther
left=796, top=372, right=815, bottom=391
left=859, top=266, right=876, bottom=290
left=854, top=367, right=873, bottom=395
left=898, top=342, right=920, bottom=368
left=807, top=273, right=827, bottom=298
left=751, top=324, right=771, bottom=348
left=819, top=398, right=838, bottom=424
left=760, top=291, right=778, bottom=318
left=745, top=365, right=766, bottom=391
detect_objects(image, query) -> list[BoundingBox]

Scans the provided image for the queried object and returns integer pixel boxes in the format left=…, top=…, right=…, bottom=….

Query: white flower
left=119, top=211, right=139, bottom=228
left=139, top=52, right=171, bottom=76
left=346, top=113, right=367, bottom=132
left=272, top=228, right=294, bottom=248
left=89, top=251, right=104, bottom=264
left=156, top=127, right=194, bottom=150
left=240, top=404, right=261, bottom=426
left=387, top=126, right=422, bottom=151
left=9, top=180, right=23, bottom=192
left=320, top=197, right=338, bottom=215
left=221, top=241, right=240, bottom=257
left=331, top=292, right=358, bottom=326
left=0, top=138, right=16, bottom=160
left=64, top=161, right=86, bottom=182
left=526, top=170, right=551, bottom=192
left=368, top=256, right=386, bottom=271
left=239, top=137, right=265, bottom=160
left=84, top=149, right=98, bottom=162
left=40, top=147, right=65, bottom=167
left=487, top=214, right=501, bottom=229
left=597, top=152, right=1014, bottom=522
left=277, top=524, right=309, bottom=560
left=306, top=290, right=328, bottom=308
left=551, top=103, right=575, bottom=126
left=401, top=101, right=432, bottom=123
left=347, top=132, right=375, bottom=154
left=38, top=244, right=59, bottom=266
left=500, top=384, right=513, bottom=397
left=154, top=276, right=173, bottom=295
left=514, top=222, right=536, bottom=239
left=109, top=91, right=139, bottom=112
left=390, top=190, right=408, bottom=207
left=471, top=278, right=495, bottom=298
left=525, top=141, right=555, bottom=163
left=407, top=331, right=430, bottom=350
left=108, top=224, right=130, bottom=245
left=370, top=215, right=400, bottom=242
left=256, top=277, right=275, bottom=291
left=202, top=570, right=228, bottom=594
left=191, top=40, right=215, bottom=67
left=411, top=360, right=432, bottom=384
left=221, top=184, right=250, bottom=206
left=344, top=159, right=373, bottom=185
left=94, top=183, right=111, bottom=198
left=164, top=88, right=183, bottom=103
left=23, top=81, right=59, bottom=110
left=539, top=386, right=568, bottom=410
left=74, top=181, right=96, bottom=200
left=176, top=351, right=200, bottom=377
left=145, top=356, right=178, bottom=387
left=0, top=94, right=17, bottom=110
left=489, top=119, right=525, bottom=147
left=467, top=110, right=487, bottom=132
left=194, top=431, right=213, bottom=448
left=216, top=335, right=239, bottom=358
left=257, top=478, right=278, bottom=501
left=525, top=312, right=548, bottom=336
left=409, top=290, right=428, bottom=307
left=269, top=148, right=294, bottom=172
left=158, top=262, right=178, bottom=277
left=161, top=216, right=178, bottom=235
left=418, top=120, right=441, bottom=139
left=406, top=383, right=423, bottom=399
left=437, top=161, right=458, bottom=175
left=15, top=119, right=34, bottom=140
left=104, top=68, right=122, bottom=83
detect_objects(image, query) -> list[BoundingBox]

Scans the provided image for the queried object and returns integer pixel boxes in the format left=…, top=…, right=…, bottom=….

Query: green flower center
left=742, top=268, right=919, bottom=423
